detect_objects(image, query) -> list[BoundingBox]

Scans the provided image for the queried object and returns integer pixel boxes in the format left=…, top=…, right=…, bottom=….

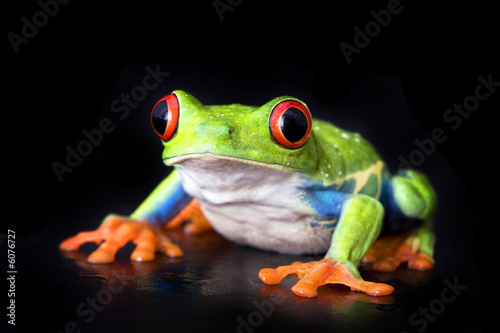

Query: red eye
left=151, top=94, right=179, bottom=141
left=269, top=99, right=312, bottom=149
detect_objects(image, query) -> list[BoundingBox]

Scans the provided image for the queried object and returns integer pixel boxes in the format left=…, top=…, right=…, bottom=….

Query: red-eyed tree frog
left=60, top=91, right=437, bottom=297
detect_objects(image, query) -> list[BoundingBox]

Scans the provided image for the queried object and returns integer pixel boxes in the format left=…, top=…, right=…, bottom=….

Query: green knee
left=391, top=170, right=437, bottom=220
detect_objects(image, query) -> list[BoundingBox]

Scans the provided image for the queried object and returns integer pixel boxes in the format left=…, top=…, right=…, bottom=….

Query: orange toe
left=165, top=244, right=183, bottom=257
left=59, top=237, right=81, bottom=251
left=88, top=249, right=115, bottom=264
left=291, top=286, right=318, bottom=297
left=59, top=231, right=103, bottom=251
left=259, top=268, right=284, bottom=285
left=130, top=249, right=155, bottom=262
left=365, top=283, right=395, bottom=296
left=408, top=253, right=434, bottom=270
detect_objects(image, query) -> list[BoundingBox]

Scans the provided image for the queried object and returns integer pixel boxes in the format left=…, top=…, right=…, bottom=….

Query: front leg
left=260, top=194, right=394, bottom=297
left=60, top=169, right=200, bottom=263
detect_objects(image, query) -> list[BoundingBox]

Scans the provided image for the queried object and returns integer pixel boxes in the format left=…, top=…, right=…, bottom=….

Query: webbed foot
left=60, top=215, right=183, bottom=263
left=362, top=231, right=434, bottom=272
left=259, top=258, right=394, bottom=297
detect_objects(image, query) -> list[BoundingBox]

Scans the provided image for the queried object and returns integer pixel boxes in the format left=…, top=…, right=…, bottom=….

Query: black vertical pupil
left=280, top=107, right=308, bottom=143
left=152, top=100, right=169, bottom=134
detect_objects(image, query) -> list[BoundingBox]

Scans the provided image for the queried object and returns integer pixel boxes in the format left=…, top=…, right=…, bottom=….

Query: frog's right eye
left=269, top=99, right=312, bottom=149
left=151, top=94, right=179, bottom=141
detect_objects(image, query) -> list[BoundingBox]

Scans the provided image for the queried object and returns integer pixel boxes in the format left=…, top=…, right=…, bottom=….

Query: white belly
left=175, top=157, right=332, bottom=254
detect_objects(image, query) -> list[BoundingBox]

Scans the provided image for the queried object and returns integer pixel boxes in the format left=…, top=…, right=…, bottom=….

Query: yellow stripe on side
left=329, top=160, right=385, bottom=199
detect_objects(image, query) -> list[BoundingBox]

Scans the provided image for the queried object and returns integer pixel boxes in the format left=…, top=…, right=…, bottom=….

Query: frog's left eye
left=269, top=99, right=312, bottom=149
left=151, top=94, right=179, bottom=141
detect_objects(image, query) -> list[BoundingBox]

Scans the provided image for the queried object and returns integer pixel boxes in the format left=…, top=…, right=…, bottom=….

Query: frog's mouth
left=164, top=153, right=296, bottom=172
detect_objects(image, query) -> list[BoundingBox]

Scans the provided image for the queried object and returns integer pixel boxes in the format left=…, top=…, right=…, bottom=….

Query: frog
left=60, top=90, right=437, bottom=297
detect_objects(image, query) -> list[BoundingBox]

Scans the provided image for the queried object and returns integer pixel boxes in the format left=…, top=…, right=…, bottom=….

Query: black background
left=3, top=0, right=496, bottom=332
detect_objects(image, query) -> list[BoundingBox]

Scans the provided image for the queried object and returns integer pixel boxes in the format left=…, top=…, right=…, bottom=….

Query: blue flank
left=133, top=164, right=406, bottom=233
left=146, top=185, right=192, bottom=226
left=303, top=185, right=349, bottom=220
left=304, top=171, right=393, bottom=230
left=131, top=174, right=193, bottom=227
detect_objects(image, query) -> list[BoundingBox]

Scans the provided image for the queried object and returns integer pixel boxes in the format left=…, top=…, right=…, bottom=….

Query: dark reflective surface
left=10, top=212, right=481, bottom=333
left=6, top=71, right=484, bottom=333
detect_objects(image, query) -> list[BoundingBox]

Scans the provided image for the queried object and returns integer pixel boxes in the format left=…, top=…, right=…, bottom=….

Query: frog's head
left=151, top=90, right=321, bottom=176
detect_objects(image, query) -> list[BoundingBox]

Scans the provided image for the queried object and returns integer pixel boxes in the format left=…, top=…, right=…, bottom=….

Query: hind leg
left=363, top=170, right=437, bottom=272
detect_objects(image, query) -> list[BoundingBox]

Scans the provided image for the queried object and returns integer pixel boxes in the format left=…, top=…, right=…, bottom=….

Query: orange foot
left=165, top=199, right=212, bottom=235
left=59, top=215, right=183, bottom=264
left=259, top=258, right=394, bottom=297
left=362, top=231, right=434, bottom=272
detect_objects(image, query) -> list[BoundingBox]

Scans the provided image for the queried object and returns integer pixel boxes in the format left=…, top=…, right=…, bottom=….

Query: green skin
left=129, top=91, right=437, bottom=281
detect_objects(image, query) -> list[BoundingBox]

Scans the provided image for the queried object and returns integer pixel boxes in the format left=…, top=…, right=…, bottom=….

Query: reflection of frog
left=61, top=91, right=437, bottom=297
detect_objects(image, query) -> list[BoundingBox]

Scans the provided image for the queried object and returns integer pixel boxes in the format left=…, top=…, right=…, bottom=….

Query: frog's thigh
left=327, top=194, right=384, bottom=268
left=363, top=170, right=437, bottom=271
left=393, top=169, right=436, bottom=264
left=391, top=169, right=437, bottom=220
